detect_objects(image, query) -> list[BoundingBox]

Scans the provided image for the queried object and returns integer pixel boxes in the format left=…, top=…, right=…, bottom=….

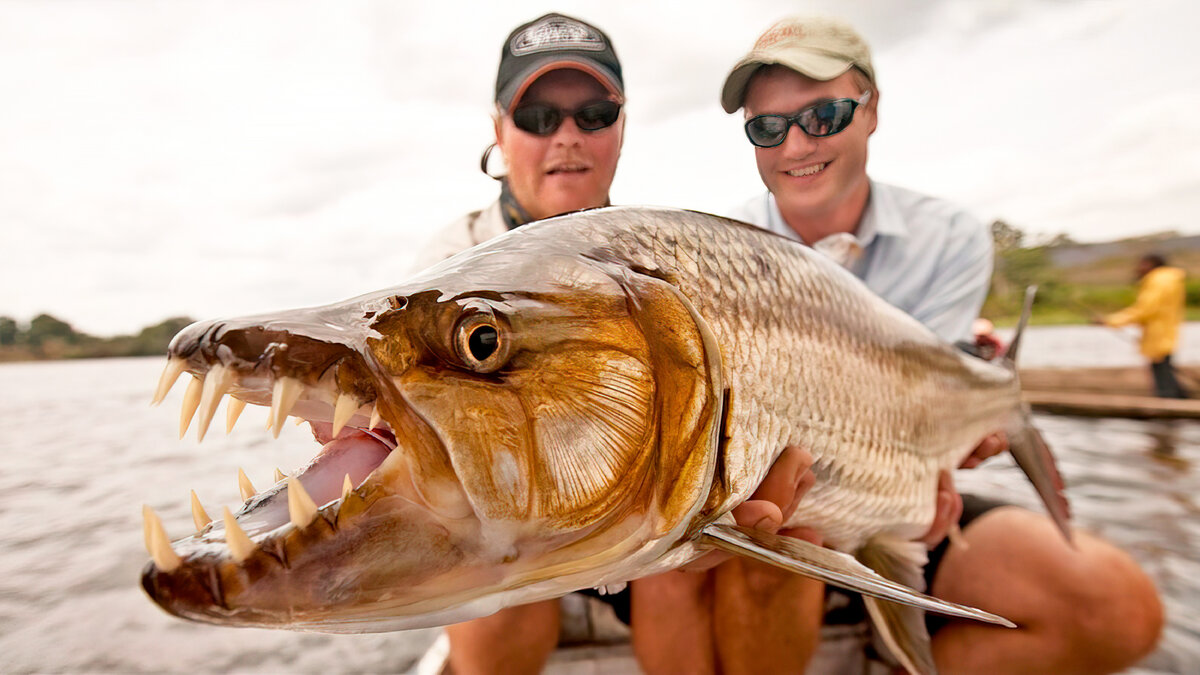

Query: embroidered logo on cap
left=510, top=16, right=605, bottom=55
left=756, top=25, right=804, bottom=49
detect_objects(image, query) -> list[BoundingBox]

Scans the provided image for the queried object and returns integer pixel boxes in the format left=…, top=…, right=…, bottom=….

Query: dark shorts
left=581, top=493, right=1008, bottom=633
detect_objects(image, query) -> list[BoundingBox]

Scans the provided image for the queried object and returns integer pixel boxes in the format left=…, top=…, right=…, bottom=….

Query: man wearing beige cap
left=637, top=14, right=1161, bottom=674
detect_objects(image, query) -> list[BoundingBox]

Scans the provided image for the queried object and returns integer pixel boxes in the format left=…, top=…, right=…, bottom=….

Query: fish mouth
left=140, top=301, right=477, bottom=629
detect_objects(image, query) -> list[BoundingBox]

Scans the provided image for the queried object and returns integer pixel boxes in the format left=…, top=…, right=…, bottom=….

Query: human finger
left=919, top=470, right=962, bottom=548
left=750, top=445, right=814, bottom=511
left=960, top=431, right=1008, bottom=469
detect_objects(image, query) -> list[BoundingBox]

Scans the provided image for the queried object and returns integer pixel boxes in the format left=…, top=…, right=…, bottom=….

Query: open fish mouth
left=143, top=355, right=400, bottom=564
left=144, top=315, right=402, bottom=569
left=139, top=296, right=486, bottom=629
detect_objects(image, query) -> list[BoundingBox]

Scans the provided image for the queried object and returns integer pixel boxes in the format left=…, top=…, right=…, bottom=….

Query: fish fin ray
left=858, top=536, right=935, bottom=675
left=699, top=524, right=1015, bottom=626
left=1003, top=285, right=1038, bottom=366
left=1006, top=407, right=1073, bottom=543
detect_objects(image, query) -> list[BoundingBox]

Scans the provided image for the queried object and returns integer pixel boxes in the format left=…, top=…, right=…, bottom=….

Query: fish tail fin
left=1006, top=408, right=1073, bottom=543
left=1002, top=285, right=1038, bottom=366
left=858, top=536, right=936, bottom=675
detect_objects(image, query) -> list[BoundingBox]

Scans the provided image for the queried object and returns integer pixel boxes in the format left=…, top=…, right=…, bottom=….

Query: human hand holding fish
left=680, top=445, right=817, bottom=572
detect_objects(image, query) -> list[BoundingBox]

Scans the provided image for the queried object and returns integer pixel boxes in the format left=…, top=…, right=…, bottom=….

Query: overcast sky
left=2, top=0, right=1198, bottom=336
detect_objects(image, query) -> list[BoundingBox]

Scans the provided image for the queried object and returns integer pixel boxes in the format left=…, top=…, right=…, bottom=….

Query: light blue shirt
left=727, top=181, right=993, bottom=342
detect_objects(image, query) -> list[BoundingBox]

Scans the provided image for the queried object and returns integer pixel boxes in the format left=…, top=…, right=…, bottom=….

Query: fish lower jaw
left=145, top=463, right=366, bottom=575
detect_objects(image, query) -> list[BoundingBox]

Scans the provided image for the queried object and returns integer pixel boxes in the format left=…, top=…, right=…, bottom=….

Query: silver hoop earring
left=480, top=143, right=505, bottom=180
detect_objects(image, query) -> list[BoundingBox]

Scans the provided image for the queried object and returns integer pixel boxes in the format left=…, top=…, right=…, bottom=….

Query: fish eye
left=453, top=312, right=507, bottom=373
left=467, top=325, right=498, bottom=361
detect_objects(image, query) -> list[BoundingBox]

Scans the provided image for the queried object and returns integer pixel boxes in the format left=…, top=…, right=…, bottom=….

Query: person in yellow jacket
left=1105, top=253, right=1189, bottom=398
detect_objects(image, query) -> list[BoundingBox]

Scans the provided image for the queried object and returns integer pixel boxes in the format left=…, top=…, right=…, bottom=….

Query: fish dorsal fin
left=699, top=523, right=1015, bottom=627
left=1004, top=285, right=1038, bottom=365
left=857, top=536, right=935, bottom=675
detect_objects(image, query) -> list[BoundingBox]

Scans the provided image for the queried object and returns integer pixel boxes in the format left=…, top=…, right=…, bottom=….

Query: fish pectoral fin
left=699, top=523, right=1016, bottom=629
left=858, top=536, right=934, bottom=675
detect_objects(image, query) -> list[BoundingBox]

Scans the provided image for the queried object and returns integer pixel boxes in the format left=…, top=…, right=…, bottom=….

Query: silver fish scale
left=543, top=207, right=1017, bottom=551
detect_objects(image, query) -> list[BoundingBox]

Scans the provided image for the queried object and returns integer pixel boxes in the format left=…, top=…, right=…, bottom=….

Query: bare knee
left=446, top=600, right=560, bottom=675
left=933, top=507, right=1163, bottom=672
left=1060, top=534, right=1164, bottom=670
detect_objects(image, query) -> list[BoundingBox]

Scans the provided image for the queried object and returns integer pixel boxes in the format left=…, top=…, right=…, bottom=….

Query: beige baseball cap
left=721, top=15, right=875, bottom=113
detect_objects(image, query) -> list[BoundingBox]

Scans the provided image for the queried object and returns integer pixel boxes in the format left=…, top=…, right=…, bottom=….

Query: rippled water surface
left=1, top=325, right=1197, bottom=673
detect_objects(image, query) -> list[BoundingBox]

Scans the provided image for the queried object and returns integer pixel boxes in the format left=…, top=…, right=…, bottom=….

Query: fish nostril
left=387, top=295, right=407, bottom=310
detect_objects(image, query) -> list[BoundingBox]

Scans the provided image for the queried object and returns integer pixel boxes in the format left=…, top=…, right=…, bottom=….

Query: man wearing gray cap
left=639, top=14, right=1162, bottom=674
left=417, top=14, right=627, bottom=673
left=411, top=12, right=626, bottom=271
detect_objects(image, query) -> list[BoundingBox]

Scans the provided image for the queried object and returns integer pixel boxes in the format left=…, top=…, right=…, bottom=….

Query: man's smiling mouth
left=787, top=162, right=827, bottom=177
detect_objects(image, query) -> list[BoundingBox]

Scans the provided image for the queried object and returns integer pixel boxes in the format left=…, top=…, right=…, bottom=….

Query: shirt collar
left=858, top=180, right=909, bottom=247
left=766, top=180, right=909, bottom=249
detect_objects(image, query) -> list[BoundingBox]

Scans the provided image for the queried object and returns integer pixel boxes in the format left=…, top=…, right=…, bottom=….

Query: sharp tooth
left=332, top=393, right=359, bottom=436
left=196, top=364, right=233, bottom=442
left=142, top=504, right=157, bottom=553
left=269, top=377, right=303, bottom=439
left=226, top=397, right=247, bottom=433
left=190, top=490, right=212, bottom=532
left=287, top=477, right=319, bottom=528
left=237, top=467, right=256, bottom=501
left=179, top=376, right=203, bottom=439
left=274, top=467, right=287, bottom=483
left=222, top=507, right=255, bottom=562
left=342, top=473, right=353, bottom=501
left=142, top=505, right=182, bottom=572
left=152, top=357, right=187, bottom=406
left=294, top=416, right=306, bottom=426
left=369, top=404, right=381, bottom=430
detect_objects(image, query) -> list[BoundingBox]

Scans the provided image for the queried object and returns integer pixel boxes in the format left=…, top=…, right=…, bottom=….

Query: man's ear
left=866, top=88, right=880, bottom=135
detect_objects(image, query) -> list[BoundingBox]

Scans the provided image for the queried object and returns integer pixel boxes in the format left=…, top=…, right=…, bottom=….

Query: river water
left=0, top=325, right=1197, bottom=673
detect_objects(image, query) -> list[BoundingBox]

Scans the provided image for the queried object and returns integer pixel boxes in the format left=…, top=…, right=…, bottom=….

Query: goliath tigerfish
left=141, top=206, right=1069, bottom=674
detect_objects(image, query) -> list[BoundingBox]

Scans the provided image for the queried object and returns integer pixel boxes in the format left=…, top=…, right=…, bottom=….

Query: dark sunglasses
left=744, top=91, right=872, bottom=148
left=511, top=100, right=622, bottom=136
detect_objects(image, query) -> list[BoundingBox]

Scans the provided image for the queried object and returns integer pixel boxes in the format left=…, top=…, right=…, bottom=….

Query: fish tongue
left=299, top=432, right=393, bottom=505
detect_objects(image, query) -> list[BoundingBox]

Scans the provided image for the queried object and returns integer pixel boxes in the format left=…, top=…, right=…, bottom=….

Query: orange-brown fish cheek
left=399, top=370, right=534, bottom=523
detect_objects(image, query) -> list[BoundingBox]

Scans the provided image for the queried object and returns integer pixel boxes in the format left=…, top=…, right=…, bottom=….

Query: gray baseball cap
left=721, top=15, right=875, bottom=113
left=495, top=13, right=623, bottom=112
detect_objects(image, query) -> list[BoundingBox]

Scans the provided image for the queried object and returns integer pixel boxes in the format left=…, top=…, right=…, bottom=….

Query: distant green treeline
left=0, top=315, right=194, bottom=362
left=982, top=221, right=1200, bottom=326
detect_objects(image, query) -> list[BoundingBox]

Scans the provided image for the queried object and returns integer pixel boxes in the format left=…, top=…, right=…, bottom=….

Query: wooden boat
left=1019, top=365, right=1200, bottom=418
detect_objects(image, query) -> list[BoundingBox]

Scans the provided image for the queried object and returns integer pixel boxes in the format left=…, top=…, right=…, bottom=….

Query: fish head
left=141, top=244, right=724, bottom=631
